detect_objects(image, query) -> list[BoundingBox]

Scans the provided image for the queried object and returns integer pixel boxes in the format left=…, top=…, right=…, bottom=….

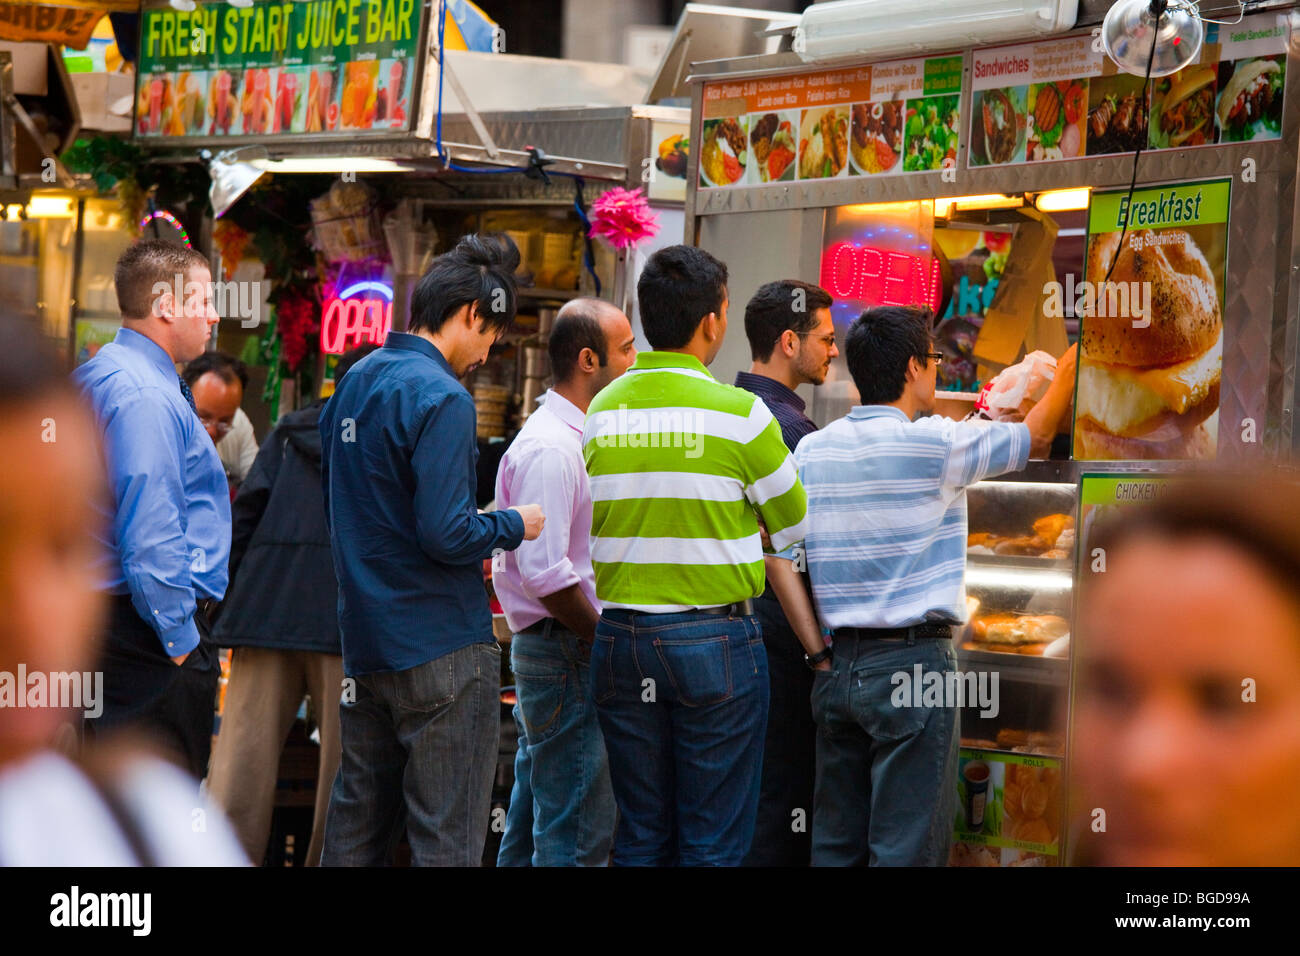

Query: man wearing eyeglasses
left=183, top=352, right=258, bottom=491
left=732, top=278, right=836, bottom=867
left=765, top=305, right=1077, bottom=866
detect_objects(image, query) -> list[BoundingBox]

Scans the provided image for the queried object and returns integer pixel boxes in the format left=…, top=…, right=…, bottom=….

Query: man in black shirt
left=733, top=278, right=837, bottom=866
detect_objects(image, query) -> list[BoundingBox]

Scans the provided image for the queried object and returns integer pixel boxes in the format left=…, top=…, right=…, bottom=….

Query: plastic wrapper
left=975, top=350, right=1057, bottom=422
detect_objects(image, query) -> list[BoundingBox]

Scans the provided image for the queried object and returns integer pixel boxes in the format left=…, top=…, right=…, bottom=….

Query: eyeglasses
left=925, top=351, right=945, bottom=365
left=199, top=416, right=233, bottom=436
left=796, top=332, right=837, bottom=349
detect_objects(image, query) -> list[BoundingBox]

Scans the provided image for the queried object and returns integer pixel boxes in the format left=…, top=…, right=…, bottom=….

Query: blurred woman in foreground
left=1071, top=472, right=1300, bottom=866
left=0, top=314, right=244, bottom=865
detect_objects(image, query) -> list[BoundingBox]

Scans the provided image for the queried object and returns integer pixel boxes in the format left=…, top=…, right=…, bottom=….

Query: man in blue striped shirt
left=766, top=305, right=1076, bottom=865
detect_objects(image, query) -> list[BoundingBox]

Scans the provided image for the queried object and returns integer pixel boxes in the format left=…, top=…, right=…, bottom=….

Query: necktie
left=178, top=374, right=198, bottom=415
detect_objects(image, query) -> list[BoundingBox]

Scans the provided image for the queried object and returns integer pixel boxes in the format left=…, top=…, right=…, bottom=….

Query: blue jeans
left=592, top=608, right=769, bottom=866
left=321, top=642, right=500, bottom=866
left=811, top=635, right=958, bottom=866
left=497, top=623, right=616, bottom=866
left=496, top=700, right=535, bottom=867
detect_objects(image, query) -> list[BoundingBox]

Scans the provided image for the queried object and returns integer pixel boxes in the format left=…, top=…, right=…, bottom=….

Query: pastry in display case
left=950, top=467, right=1077, bottom=867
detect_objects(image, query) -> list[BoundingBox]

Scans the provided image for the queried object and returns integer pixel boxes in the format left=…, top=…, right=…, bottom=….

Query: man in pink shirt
left=494, top=299, right=636, bottom=866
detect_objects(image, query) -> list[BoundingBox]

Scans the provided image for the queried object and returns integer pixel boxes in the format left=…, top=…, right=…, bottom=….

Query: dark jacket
left=213, top=401, right=340, bottom=654
left=319, top=333, right=523, bottom=676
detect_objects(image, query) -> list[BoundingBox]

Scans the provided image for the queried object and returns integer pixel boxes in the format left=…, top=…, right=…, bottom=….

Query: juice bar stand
left=682, top=0, right=1300, bottom=865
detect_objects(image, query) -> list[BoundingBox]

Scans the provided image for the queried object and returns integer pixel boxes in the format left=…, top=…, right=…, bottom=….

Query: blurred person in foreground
left=182, top=351, right=258, bottom=490
left=0, top=312, right=245, bottom=865
left=495, top=300, right=635, bottom=867
left=1072, top=472, right=1300, bottom=866
left=766, top=305, right=1077, bottom=866
left=733, top=278, right=836, bottom=867
left=73, top=240, right=230, bottom=781
left=319, top=234, right=544, bottom=866
left=206, top=344, right=377, bottom=867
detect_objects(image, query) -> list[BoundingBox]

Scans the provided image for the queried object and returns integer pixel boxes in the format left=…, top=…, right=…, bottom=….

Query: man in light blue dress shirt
left=73, top=240, right=231, bottom=780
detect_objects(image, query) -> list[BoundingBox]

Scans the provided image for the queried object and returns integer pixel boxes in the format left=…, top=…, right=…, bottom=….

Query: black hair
left=844, top=306, right=934, bottom=405
left=409, top=233, right=520, bottom=338
left=182, top=351, right=248, bottom=390
left=636, top=244, right=728, bottom=350
left=113, top=239, right=210, bottom=320
left=549, top=299, right=612, bottom=384
left=0, top=311, right=71, bottom=406
left=743, top=279, right=833, bottom=361
left=334, top=343, right=379, bottom=383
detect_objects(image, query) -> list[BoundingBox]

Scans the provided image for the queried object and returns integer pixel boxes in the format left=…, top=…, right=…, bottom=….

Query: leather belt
left=196, top=598, right=219, bottom=620
left=623, top=599, right=755, bottom=618
left=832, top=623, right=954, bottom=641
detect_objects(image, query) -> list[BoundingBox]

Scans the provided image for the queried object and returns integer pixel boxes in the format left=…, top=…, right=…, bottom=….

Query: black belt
left=620, top=599, right=754, bottom=618
left=832, top=623, right=954, bottom=641
left=196, top=598, right=219, bottom=619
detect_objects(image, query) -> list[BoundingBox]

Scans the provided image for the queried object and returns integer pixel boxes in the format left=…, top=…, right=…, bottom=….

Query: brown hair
left=114, top=240, right=211, bottom=320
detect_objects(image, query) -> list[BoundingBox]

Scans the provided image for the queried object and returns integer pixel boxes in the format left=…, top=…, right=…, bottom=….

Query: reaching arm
left=413, top=393, right=526, bottom=564
left=1023, top=343, right=1078, bottom=458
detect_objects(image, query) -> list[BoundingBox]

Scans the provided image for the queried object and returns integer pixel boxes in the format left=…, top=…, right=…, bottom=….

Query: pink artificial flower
left=588, top=187, right=659, bottom=250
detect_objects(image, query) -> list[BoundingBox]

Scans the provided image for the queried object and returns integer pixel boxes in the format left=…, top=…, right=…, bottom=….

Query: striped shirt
left=582, top=350, right=809, bottom=612
left=790, top=405, right=1029, bottom=629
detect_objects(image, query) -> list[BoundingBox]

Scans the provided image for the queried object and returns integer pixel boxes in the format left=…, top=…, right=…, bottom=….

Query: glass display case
left=949, top=461, right=1077, bottom=867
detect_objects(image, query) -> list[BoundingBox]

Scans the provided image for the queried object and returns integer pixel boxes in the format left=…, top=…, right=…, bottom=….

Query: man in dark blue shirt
left=732, top=278, right=836, bottom=866
left=73, top=240, right=229, bottom=781
left=319, top=233, right=545, bottom=866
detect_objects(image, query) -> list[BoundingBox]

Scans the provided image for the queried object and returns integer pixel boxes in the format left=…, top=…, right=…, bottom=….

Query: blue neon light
left=338, top=280, right=394, bottom=301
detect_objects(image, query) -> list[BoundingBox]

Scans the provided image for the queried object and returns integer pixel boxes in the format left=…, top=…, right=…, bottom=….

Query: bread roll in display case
left=950, top=461, right=1076, bottom=867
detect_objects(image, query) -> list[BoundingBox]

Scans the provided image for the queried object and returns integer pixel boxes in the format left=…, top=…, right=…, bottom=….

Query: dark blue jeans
left=321, top=641, right=500, bottom=866
left=744, top=589, right=816, bottom=866
left=811, top=635, right=958, bottom=866
left=497, top=623, right=615, bottom=866
left=591, top=608, right=769, bottom=866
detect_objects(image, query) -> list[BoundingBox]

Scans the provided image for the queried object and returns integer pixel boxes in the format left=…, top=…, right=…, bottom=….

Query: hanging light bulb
left=1102, top=0, right=1204, bottom=77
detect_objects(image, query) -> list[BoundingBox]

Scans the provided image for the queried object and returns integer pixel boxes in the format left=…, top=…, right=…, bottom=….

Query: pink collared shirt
left=492, top=389, right=600, bottom=633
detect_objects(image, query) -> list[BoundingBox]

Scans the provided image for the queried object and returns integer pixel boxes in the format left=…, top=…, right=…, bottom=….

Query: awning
left=0, top=0, right=135, bottom=49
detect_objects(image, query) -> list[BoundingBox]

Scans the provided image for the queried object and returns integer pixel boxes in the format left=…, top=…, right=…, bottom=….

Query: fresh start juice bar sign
left=134, top=0, right=422, bottom=139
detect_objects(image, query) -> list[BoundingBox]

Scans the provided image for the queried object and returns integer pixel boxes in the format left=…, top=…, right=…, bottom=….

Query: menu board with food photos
left=134, top=0, right=421, bottom=138
left=699, top=53, right=963, bottom=188
left=1075, top=179, right=1229, bottom=461
left=969, top=11, right=1288, bottom=167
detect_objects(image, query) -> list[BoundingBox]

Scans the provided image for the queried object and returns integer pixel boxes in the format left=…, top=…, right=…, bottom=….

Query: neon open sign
left=820, top=242, right=943, bottom=313
left=320, top=281, right=394, bottom=354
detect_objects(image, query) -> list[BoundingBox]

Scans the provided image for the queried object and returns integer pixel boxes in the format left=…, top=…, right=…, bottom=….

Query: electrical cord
left=1102, top=0, right=1163, bottom=285
left=433, top=0, right=602, bottom=294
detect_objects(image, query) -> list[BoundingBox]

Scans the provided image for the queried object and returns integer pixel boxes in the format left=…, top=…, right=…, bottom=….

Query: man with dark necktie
left=73, top=240, right=230, bottom=781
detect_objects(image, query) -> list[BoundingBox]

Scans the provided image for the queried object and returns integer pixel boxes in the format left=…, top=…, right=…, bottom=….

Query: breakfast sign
left=969, top=11, right=1288, bottom=168
left=698, top=53, right=963, bottom=188
left=1075, top=178, right=1230, bottom=462
left=134, top=0, right=421, bottom=139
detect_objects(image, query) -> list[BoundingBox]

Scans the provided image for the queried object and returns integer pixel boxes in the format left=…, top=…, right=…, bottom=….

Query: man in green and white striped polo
left=581, top=244, right=809, bottom=866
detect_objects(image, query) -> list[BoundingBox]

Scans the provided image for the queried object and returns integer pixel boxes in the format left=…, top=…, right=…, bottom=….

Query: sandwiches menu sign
left=968, top=11, right=1288, bottom=168
left=1075, top=179, right=1230, bottom=462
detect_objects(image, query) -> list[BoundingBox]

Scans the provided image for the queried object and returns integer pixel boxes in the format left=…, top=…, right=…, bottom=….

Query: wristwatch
left=805, top=646, right=833, bottom=670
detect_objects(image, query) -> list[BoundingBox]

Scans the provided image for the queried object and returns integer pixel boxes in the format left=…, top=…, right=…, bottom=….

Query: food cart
left=125, top=0, right=799, bottom=863
left=683, top=0, right=1300, bottom=865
